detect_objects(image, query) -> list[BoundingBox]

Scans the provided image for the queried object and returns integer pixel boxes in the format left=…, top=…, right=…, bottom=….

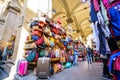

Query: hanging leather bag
left=44, top=35, right=50, bottom=46
left=26, top=50, right=36, bottom=62
left=35, top=35, right=44, bottom=46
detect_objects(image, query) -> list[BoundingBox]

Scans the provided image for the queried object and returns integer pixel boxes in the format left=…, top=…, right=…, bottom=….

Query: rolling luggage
left=17, top=60, right=28, bottom=76
left=36, top=57, right=50, bottom=79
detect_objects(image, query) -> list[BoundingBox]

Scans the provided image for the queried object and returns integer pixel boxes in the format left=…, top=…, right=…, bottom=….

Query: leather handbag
left=26, top=50, right=36, bottom=62
left=51, top=27, right=59, bottom=34
left=33, top=26, right=39, bottom=30
left=60, top=56, right=66, bottom=63
left=39, top=21, right=45, bottom=28
left=39, top=49, right=45, bottom=57
left=30, top=21, right=39, bottom=28
left=26, top=35, right=31, bottom=40
left=50, top=37, right=55, bottom=42
left=32, top=30, right=42, bottom=37
left=34, top=53, right=38, bottom=62
left=35, top=35, right=44, bottom=46
left=44, top=35, right=50, bottom=46
left=50, top=41, right=55, bottom=47
left=44, top=26, right=51, bottom=36
left=32, top=35, right=39, bottom=41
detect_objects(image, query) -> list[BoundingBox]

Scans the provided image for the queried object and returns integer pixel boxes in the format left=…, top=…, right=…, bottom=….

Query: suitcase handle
left=42, top=57, right=45, bottom=64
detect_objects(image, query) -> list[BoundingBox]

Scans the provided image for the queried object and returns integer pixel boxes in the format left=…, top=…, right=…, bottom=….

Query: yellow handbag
left=50, top=37, right=55, bottom=42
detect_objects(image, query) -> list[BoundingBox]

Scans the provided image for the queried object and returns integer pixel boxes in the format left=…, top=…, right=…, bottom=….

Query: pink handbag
left=18, top=60, right=28, bottom=76
left=114, top=56, right=120, bottom=71
left=35, top=35, right=44, bottom=46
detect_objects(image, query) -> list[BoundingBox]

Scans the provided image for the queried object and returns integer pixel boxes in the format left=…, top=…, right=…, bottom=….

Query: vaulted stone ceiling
left=52, top=0, right=92, bottom=40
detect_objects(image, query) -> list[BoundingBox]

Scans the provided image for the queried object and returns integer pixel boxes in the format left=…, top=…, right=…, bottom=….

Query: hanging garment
left=102, top=0, right=109, bottom=9
left=90, top=1, right=98, bottom=22
left=107, top=2, right=120, bottom=37
left=96, top=22, right=107, bottom=55
left=93, top=0, right=100, bottom=12
left=100, top=0, right=109, bottom=26
left=91, top=22, right=100, bottom=52
left=97, top=11, right=111, bottom=38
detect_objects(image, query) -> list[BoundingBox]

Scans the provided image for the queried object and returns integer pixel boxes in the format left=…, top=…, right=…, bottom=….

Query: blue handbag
left=50, top=41, right=55, bottom=47
left=65, top=62, right=72, bottom=68
left=26, top=50, right=36, bottom=62
left=32, top=35, right=39, bottom=41
left=30, top=21, right=39, bottom=28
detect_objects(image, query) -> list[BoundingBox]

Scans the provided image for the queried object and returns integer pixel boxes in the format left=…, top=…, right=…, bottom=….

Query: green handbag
left=26, top=50, right=36, bottom=62
left=39, top=50, right=45, bottom=57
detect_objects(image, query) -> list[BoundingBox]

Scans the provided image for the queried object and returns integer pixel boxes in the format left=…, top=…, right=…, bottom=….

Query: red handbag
left=34, top=53, right=38, bottom=62
left=114, top=56, right=120, bottom=71
left=52, top=27, right=59, bottom=34
left=35, top=35, right=44, bottom=46
left=38, top=21, right=45, bottom=28
left=32, top=30, right=42, bottom=37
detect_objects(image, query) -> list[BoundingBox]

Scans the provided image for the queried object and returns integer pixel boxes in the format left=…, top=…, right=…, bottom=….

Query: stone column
left=11, top=0, right=28, bottom=60
left=0, top=4, right=21, bottom=47
left=0, top=19, right=5, bottom=40
left=8, top=0, right=28, bottom=79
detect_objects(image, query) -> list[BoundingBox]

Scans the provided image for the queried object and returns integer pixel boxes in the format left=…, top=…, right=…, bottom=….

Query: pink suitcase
left=17, top=60, right=28, bottom=76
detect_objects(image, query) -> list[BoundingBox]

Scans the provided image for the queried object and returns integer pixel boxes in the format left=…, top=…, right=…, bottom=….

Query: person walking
left=73, top=41, right=79, bottom=66
left=86, top=46, right=93, bottom=64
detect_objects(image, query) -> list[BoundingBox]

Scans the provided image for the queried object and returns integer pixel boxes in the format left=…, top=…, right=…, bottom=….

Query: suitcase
left=36, top=57, right=50, bottom=79
left=17, top=60, right=28, bottom=76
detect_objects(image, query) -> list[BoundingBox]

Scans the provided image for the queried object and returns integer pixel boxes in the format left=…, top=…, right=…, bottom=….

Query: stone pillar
left=0, top=4, right=21, bottom=47
left=0, top=19, right=5, bottom=40
left=8, top=0, right=28, bottom=79
left=11, top=0, right=28, bottom=60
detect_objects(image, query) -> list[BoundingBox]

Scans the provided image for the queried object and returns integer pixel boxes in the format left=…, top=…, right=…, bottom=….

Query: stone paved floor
left=38, top=61, right=104, bottom=80
left=0, top=68, right=8, bottom=80
left=1, top=61, right=105, bottom=80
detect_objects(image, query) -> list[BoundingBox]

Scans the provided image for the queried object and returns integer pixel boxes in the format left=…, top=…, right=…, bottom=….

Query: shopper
left=100, top=53, right=112, bottom=79
left=73, top=41, right=79, bottom=66
left=86, top=46, right=93, bottom=64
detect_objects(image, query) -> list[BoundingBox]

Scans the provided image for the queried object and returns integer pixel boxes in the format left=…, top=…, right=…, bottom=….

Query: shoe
left=102, top=75, right=112, bottom=79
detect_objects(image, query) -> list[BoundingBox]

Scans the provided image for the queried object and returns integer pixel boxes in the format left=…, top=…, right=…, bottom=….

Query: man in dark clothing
left=86, top=46, right=93, bottom=64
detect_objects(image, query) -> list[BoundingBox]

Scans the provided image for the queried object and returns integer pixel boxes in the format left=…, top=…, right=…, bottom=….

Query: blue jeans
left=87, top=54, right=92, bottom=64
left=73, top=54, right=78, bottom=66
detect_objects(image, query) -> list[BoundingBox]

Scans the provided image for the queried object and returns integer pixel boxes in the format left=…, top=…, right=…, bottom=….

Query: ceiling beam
left=58, top=0, right=65, bottom=9
left=52, top=12, right=67, bottom=19
left=72, top=15, right=78, bottom=26
left=71, top=1, right=83, bottom=14
left=79, top=17, right=89, bottom=26
left=61, top=0, right=71, bottom=16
